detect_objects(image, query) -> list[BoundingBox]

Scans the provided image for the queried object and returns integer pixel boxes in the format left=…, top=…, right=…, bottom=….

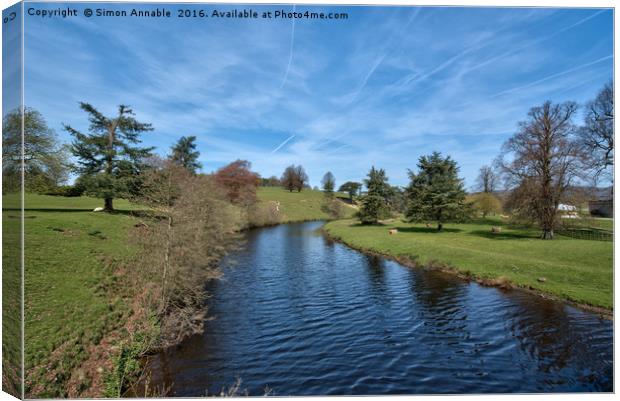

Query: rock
left=93, top=207, right=104, bottom=212
left=537, top=277, right=546, bottom=283
left=491, top=226, right=502, bottom=233
left=388, top=229, right=398, bottom=235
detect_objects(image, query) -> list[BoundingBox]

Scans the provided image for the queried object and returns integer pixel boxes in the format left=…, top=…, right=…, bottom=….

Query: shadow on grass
left=395, top=226, right=463, bottom=234
left=3, top=208, right=149, bottom=217
left=349, top=222, right=387, bottom=227
left=468, top=229, right=536, bottom=240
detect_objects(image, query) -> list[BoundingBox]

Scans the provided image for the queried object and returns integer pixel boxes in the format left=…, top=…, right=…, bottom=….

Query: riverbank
left=323, top=218, right=613, bottom=314
left=12, top=188, right=352, bottom=397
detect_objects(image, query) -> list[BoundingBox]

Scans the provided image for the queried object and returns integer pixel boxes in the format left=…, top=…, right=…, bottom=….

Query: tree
left=405, top=152, right=470, bottom=231
left=499, top=101, right=583, bottom=239
left=2, top=107, right=69, bottom=193
left=476, top=165, right=498, bottom=193
left=280, top=164, right=308, bottom=192
left=469, top=192, right=502, bottom=218
left=132, top=164, right=243, bottom=347
left=358, top=166, right=391, bottom=224
left=338, top=181, right=362, bottom=202
left=578, top=82, right=613, bottom=182
left=214, top=159, right=260, bottom=206
left=321, top=171, right=336, bottom=198
left=260, top=176, right=281, bottom=186
left=64, top=103, right=154, bottom=211
left=170, top=135, right=202, bottom=174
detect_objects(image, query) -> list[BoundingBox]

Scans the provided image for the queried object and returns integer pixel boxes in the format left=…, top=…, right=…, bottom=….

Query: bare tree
left=578, top=81, right=613, bottom=182
left=475, top=165, right=498, bottom=193
left=499, top=101, right=584, bottom=239
left=281, top=164, right=308, bottom=192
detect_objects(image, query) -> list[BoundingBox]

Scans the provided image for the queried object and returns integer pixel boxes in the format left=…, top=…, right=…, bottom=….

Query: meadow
left=324, top=217, right=613, bottom=310
left=256, top=187, right=355, bottom=222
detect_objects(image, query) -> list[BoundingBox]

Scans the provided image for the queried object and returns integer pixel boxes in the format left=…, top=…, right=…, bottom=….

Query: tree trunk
left=437, top=222, right=443, bottom=231
left=541, top=228, right=554, bottom=240
left=104, top=197, right=113, bottom=211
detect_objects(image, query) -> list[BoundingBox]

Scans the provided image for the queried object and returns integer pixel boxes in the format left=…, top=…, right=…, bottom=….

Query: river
left=147, top=221, right=613, bottom=395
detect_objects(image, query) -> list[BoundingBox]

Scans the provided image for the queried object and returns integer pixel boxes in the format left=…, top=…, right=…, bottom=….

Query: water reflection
left=147, top=221, right=613, bottom=396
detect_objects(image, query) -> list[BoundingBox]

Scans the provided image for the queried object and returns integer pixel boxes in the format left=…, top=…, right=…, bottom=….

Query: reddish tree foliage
left=214, top=159, right=260, bottom=206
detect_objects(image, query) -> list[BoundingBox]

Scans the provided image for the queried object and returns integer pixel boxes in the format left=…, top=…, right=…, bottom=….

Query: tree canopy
left=321, top=171, right=336, bottom=197
left=405, top=152, right=470, bottom=231
left=2, top=107, right=69, bottom=193
left=281, top=164, right=308, bottom=192
left=499, top=101, right=583, bottom=239
left=338, top=181, right=362, bottom=201
left=214, top=159, right=260, bottom=206
left=578, top=81, right=613, bottom=182
left=358, top=166, right=391, bottom=224
left=64, top=103, right=154, bottom=211
left=170, top=135, right=202, bottom=174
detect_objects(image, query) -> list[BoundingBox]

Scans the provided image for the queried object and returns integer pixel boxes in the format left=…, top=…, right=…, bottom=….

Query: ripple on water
left=147, top=222, right=613, bottom=396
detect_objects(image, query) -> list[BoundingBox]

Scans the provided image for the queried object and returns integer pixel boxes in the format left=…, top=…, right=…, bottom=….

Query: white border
left=0, top=1, right=616, bottom=401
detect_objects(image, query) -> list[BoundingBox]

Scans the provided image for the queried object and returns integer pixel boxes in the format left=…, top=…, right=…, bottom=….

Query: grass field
left=8, top=189, right=353, bottom=396
left=257, top=187, right=355, bottom=222
left=324, top=217, right=613, bottom=309
left=3, top=194, right=142, bottom=397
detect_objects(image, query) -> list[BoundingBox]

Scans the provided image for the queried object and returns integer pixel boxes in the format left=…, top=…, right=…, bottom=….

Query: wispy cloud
left=491, top=54, right=613, bottom=98
left=279, top=5, right=296, bottom=89
left=22, top=5, right=613, bottom=187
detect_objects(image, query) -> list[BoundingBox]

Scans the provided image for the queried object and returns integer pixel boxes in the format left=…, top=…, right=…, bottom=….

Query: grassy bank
left=3, top=194, right=145, bottom=397
left=324, top=217, right=613, bottom=310
left=257, top=187, right=355, bottom=222
left=12, top=188, right=353, bottom=397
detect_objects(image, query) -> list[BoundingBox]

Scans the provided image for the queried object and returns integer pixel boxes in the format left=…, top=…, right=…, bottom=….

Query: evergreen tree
left=170, top=135, right=202, bottom=174
left=321, top=171, right=336, bottom=198
left=338, top=181, right=362, bottom=202
left=359, top=166, right=391, bottom=224
left=405, top=152, right=470, bottom=231
left=64, top=103, right=154, bottom=211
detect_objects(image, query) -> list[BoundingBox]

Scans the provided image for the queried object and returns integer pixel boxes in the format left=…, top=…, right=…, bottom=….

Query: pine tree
left=359, top=166, right=391, bottom=224
left=405, top=152, right=470, bottom=231
left=64, top=103, right=154, bottom=211
left=170, top=135, right=202, bottom=174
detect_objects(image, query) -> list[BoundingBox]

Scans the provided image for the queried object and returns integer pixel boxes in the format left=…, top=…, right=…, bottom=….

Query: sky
left=17, top=3, right=614, bottom=189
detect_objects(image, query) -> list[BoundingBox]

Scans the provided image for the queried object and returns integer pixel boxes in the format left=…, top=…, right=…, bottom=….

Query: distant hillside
left=257, top=187, right=356, bottom=222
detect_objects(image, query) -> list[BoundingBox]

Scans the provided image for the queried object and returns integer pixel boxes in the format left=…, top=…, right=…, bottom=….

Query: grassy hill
left=257, top=187, right=356, bottom=222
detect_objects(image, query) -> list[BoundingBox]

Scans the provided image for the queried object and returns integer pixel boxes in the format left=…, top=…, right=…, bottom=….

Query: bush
left=45, top=185, right=86, bottom=197
left=246, top=202, right=282, bottom=227
left=321, top=198, right=347, bottom=219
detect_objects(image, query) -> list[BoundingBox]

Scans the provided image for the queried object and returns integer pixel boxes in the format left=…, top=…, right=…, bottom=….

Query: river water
left=147, top=221, right=613, bottom=395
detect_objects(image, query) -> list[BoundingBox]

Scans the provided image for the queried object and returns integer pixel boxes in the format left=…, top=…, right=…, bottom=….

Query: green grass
left=324, top=217, right=613, bottom=309
left=257, top=187, right=355, bottom=222
left=2, top=193, right=22, bottom=397
left=2, top=193, right=143, bottom=211
left=3, top=194, right=142, bottom=397
left=9, top=189, right=352, bottom=396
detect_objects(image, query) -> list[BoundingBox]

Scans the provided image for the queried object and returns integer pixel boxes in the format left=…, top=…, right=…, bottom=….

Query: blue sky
left=21, top=3, right=613, bottom=188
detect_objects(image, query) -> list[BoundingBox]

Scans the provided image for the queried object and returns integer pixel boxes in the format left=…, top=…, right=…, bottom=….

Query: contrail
left=280, top=5, right=296, bottom=89
left=466, top=9, right=608, bottom=74
left=491, top=54, right=613, bottom=98
left=271, top=134, right=296, bottom=154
